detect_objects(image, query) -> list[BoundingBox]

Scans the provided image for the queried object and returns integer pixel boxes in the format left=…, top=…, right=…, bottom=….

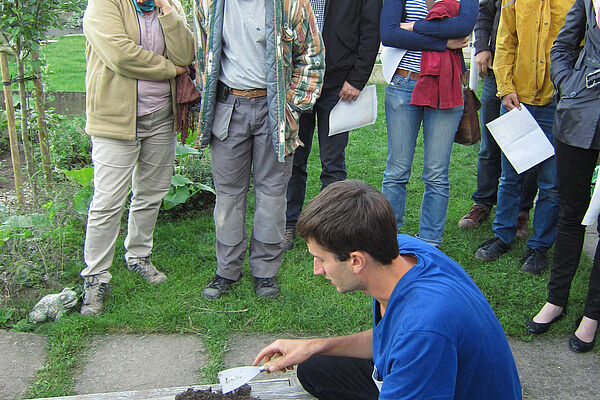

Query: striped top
left=398, top=0, right=428, bottom=73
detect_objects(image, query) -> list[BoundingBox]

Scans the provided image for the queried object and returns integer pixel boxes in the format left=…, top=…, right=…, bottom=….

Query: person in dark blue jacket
left=253, top=180, right=522, bottom=399
left=527, top=0, right=600, bottom=353
left=379, top=0, right=477, bottom=247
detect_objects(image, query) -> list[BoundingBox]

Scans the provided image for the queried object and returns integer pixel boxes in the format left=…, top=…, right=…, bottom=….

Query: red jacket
left=410, top=0, right=463, bottom=109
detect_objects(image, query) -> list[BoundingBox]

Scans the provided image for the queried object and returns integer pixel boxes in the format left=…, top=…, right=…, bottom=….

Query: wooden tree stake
left=31, top=50, right=53, bottom=187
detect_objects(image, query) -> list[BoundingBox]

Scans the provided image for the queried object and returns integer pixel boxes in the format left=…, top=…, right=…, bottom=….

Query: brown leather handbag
left=454, top=87, right=481, bottom=145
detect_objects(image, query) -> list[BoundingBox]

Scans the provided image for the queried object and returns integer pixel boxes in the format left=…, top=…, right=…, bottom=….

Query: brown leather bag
left=454, top=87, right=481, bottom=145
left=176, top=67, right=201, bottom=144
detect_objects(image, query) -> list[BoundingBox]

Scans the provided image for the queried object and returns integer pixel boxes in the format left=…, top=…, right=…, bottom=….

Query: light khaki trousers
left=81, top=104, right=175, bottom=283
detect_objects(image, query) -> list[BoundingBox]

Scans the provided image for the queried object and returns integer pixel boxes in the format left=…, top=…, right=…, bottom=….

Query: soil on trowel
left=175, top=385, right=259, bottom=400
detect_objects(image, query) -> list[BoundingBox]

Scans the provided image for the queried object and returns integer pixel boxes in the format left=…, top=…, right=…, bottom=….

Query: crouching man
left=254, top=180, right=522, bottom=399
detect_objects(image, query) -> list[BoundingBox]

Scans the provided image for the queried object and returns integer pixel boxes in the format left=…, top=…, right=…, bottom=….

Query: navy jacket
left=551, top=0, right=600, bottom=148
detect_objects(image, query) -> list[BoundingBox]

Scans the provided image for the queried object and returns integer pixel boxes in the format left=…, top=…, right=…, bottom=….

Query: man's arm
left=343, top=0, right=383, bottom=92
left=473, top=0, right=497, bottom=55
left=253, top=330, right=373, bottom=372
left=493, top=0, right=519, bottom=108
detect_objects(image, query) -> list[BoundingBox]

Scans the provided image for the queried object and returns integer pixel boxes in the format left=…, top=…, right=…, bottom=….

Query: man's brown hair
left=297, top=180, right=399, bottom=265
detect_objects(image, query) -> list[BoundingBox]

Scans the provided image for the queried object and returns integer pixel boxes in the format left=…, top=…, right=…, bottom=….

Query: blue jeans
left=382, top=74, right=463, bottom=245
left=493, top=103, right=559, bottom=250
left=286, top=86, right=349, bottom=230
left=472, top=73, right=537, bottom=211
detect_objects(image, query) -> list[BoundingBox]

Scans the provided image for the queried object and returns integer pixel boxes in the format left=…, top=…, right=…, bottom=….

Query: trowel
left=218, top=355, right=283, bottom=393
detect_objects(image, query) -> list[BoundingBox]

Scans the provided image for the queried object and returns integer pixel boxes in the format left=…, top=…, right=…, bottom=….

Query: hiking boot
left=126, top=257, right=167, bottom=284
left=520, top=248, right=548, bottom=275
left=202, top=275, right=235, bottom=299
left=475, top=237, right=510, bottom=261
left=515, top=211, right=530, bottom=240
left=80, top=277, right=110, bottom=316
left=282, top=228, right=296, bottom=251
left=458, top=204, right=491, bottom=229
left=254, top=277, right=280, bottom=298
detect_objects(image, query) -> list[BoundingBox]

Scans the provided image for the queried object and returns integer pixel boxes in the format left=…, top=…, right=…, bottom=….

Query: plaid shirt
left=309, top=0, right=326, bottom=32
left=194, top=0, right=325, bottom=160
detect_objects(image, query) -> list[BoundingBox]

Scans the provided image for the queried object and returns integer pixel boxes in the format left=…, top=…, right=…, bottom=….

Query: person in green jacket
left=80, top=0, right=194, bottom=315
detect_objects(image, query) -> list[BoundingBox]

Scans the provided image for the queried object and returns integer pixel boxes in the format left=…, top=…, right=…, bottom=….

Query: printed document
left=329, top=85, right=378, bottom=136
left=486, top=105, right=554, bottom=174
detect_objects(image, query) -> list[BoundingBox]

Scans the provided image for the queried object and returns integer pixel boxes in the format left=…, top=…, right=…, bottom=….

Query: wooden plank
left=33, top=378, right=316, bottom=400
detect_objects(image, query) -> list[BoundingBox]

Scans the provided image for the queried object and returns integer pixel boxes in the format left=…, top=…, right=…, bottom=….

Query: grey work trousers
left=81, top=104, right=175, bottom=283
left=210, top=91, right=292, bottom=281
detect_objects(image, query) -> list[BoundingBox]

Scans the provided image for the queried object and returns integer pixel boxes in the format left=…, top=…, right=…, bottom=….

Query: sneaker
left=520, top=248, right=548, bottom=275
left=254, top=277, right=280, bottom=298
left=282, top=228, right=296, bottom=251
left=202, top=275, right=235, bottom=299
left=475, top=237, right=510, bottom=261
left=458, top=204, right=491, bottom=229
left=80, top=277, right=110, bottom=316
left=515, top=211, right=530, bottom=240
left=126, top=257, right=167, bottom=284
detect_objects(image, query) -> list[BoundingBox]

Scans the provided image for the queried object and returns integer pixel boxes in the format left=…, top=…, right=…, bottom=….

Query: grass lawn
left=1, top=37, right=596, bottom=398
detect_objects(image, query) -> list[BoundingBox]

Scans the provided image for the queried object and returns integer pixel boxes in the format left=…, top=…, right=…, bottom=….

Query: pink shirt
left=136, top=10, right=171, bottom=116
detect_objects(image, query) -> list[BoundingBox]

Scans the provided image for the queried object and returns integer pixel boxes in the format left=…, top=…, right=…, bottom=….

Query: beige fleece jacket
left=83, top=0, right=194, bottom=140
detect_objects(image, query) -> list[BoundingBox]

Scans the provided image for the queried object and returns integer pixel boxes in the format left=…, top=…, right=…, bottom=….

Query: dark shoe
left=526, top=308, right=566, bottom=334
left=282, top=228, right=296, bottom=251
left=515, top=211, right=529, bottom=240
left=202, top=275, right=235, bottom=299
left=569, top=334, right=596, bottom=353
left=254, top=277, right=280, bottom=298
left=520, top=248, right=548, bottom=275
left=475, top=237, right=510, bottom=261
left=458, top=204, right=491, bottom=229
left=80, top=277, right=110, bottom=316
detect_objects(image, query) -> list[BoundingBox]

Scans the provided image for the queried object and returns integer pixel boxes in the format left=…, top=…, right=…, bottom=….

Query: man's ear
left=348, top=251, right=368, bottom=274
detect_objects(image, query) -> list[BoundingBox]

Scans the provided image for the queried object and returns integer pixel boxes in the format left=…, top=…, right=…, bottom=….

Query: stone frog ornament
left=29, top=288, right=78, bottom=323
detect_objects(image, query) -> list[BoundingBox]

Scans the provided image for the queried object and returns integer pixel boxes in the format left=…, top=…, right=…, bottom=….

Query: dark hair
left=296, top=180, right=399, bottom=265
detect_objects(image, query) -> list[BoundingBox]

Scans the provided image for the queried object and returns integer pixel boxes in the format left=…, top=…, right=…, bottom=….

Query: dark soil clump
left=175, top=385, right=259, bottom=400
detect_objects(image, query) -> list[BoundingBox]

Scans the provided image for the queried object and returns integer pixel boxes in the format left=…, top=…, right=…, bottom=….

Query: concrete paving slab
left=225, top=333, right=308, bottom=382
left=74, top=334, right=206, bottom=395
left=0, top=330, right=47, bottom=400
left=509, top=336, right=600, bottom=400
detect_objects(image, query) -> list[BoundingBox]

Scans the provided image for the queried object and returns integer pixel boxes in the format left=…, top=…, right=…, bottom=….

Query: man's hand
left=502, top=92, right=521, bottom=110
left=175, top=65, right=188, bottom=75
left=475, top=50, right=492, bottom=78
left=154, top=0, right=172, bottom=14
left=339, top=81, right=361, bottom=102
left=253, top=339, right=320, bottom=373
left=447, top=37, right=469, bottom=50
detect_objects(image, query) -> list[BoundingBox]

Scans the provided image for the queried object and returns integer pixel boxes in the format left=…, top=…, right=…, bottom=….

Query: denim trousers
left=493, top=103, right=559, bottom=249
left=547, top=140, right=600, bottom=320
left=472, top=73, right=537, bottom=211
left=286, top=86, right=349, bottom=230
left=82, top=104, right=175, bottom=283
left=382, top=74, right=463, bottom=245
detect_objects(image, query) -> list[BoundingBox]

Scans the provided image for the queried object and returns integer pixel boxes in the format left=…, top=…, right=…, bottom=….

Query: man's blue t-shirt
left=372, top=235, right=522, bottom=399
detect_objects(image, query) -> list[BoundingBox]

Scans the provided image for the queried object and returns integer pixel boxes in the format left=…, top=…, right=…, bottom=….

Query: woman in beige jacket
left=80, top=0, right=194, bottom=315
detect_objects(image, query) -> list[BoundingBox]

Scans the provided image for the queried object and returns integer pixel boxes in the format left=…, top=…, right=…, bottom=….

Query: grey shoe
left=80, top=277, right=110, bottom=316
left=202, top=275, right=235, bottom=299
left=127, top=257, right=167, bottom=284
left=254, top=277, right=280, bottom=298
left=282, top=228, right=296, bottom=251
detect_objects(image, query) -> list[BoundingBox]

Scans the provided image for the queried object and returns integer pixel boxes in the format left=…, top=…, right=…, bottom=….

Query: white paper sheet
left=583, top=181, right=600, bottom=225
left=328, top=85, right=378, bottom=136
left=380, top=46, right=407, bottom=84
left=486, top=105, right=555, bottom=174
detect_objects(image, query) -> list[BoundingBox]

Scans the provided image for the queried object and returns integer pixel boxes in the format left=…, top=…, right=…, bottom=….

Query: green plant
left=57, top=167, right=94, bottom=215
left=163, top=144, right=215, bottom=210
